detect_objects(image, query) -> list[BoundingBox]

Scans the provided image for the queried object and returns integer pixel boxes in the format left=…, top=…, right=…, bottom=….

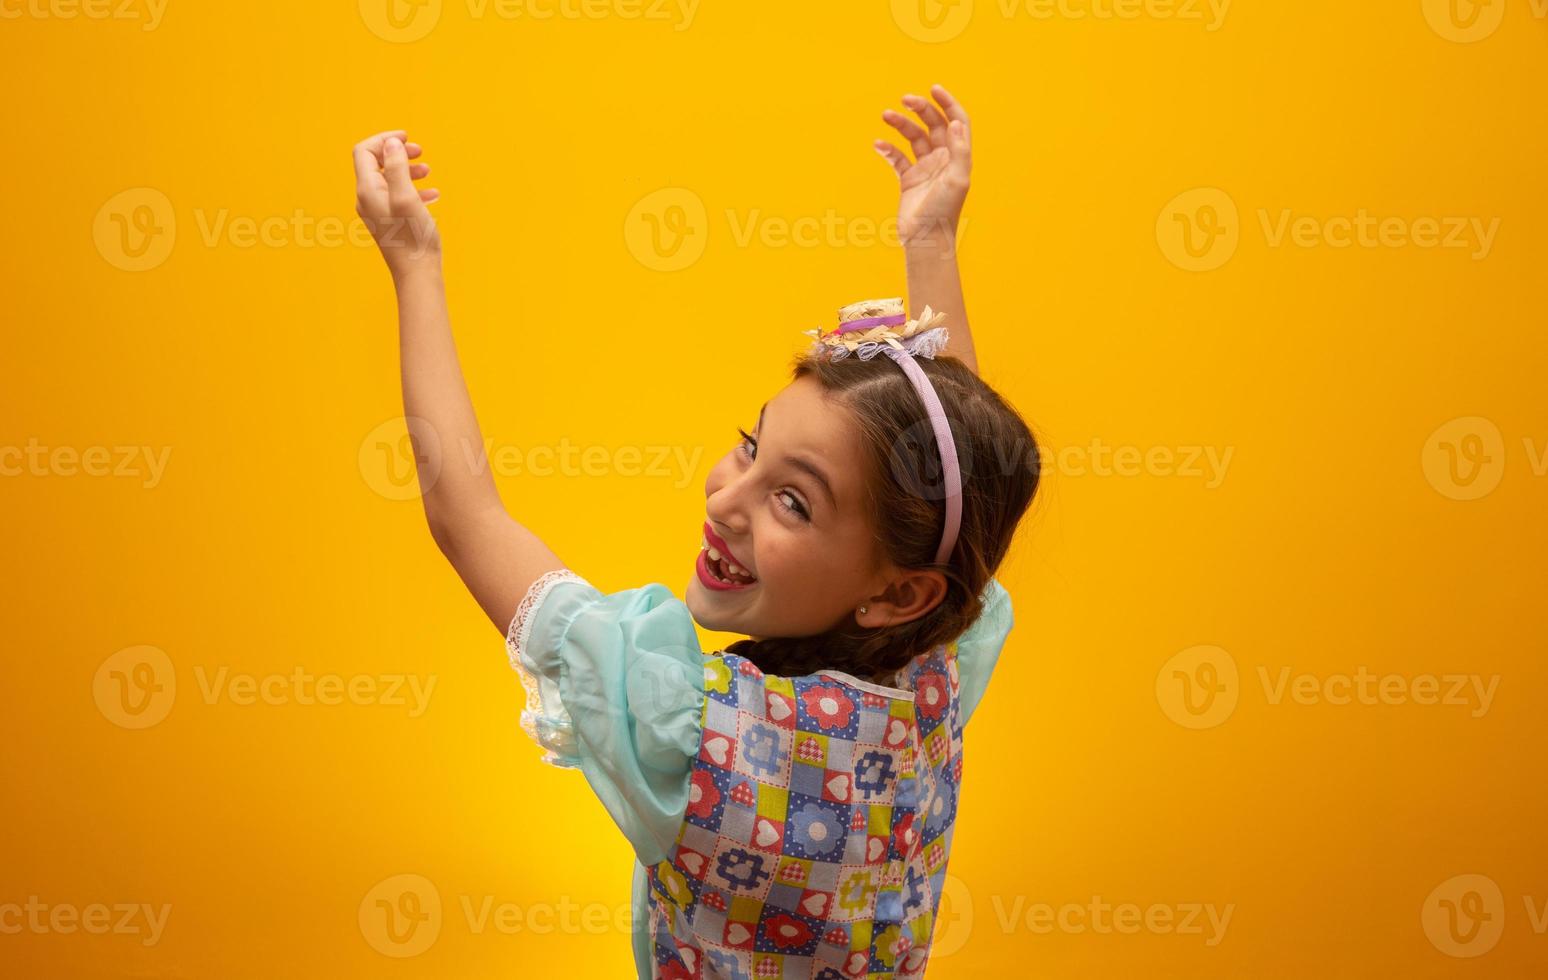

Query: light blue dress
left=505, top=568, right=1014, bottom=979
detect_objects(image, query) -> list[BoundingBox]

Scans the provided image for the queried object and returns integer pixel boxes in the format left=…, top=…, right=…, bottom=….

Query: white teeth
left=708, top=547, right=722, bottom=561
left=727, top=564, right=743, bottom=575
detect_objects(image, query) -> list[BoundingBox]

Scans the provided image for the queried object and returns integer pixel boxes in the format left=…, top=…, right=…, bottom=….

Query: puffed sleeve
left=954, top=576, right=1014, bottom=726
left=505, top=568, right=706, bottom=866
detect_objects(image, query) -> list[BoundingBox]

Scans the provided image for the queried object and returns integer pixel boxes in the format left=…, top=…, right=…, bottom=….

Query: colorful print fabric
left=644, top=644, right=968, bottom=979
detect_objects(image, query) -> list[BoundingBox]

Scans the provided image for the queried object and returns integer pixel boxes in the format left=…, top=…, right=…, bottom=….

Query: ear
left=856, top=568, right=948, bottom=629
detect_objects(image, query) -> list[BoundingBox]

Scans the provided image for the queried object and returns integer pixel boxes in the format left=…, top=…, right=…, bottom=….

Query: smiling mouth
left=701, top=535, right=758, bottom=586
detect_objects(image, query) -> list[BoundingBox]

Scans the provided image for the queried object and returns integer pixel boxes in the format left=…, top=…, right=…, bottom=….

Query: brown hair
left=724, top=350, right=1041, bottom=682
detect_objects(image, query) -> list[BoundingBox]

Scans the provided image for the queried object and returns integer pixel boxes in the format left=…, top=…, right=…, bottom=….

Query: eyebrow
left=757, top=401, right=837, bottom=509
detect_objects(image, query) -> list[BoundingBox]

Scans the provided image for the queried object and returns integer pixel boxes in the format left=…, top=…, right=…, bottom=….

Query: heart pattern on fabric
left=767, top=693, right=792, bottom=721
left=646, top=643, right=973, bottom=979
left=755, top=818, right=781, bottom=848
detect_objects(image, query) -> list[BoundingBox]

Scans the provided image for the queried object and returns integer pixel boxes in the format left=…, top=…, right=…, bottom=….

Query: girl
left=352, top=84, right=1040, bottom=979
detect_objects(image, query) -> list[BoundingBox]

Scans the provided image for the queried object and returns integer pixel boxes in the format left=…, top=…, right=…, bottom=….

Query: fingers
left=947, top=119, right=972, bottom=178
left=930, top=84, right=971, bottom=130
left=882, top=109, right=932, bottom=160
left=353, top=131, right=425, bottom=195
left=902, top=93, right=950, bottom=145
left=410, top=163, right=431, bottom=180
left=873, top=140, right=911, bottom=179
left=353, top=129, right=406, bottom=178
left=382, top=136, right=418, bottom=206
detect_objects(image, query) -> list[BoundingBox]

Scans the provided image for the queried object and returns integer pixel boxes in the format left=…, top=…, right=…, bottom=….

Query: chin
left=685, top=586, right=744, bottom=635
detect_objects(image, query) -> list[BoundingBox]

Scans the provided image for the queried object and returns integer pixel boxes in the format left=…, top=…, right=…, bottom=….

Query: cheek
left=755, top=526, right=834, bottom=589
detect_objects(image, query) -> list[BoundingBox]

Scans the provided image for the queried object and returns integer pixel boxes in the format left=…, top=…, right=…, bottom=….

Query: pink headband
left=804, top=304, right=962, bottom=567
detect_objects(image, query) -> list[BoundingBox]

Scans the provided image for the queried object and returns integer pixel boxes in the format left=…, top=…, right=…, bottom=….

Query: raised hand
left=352, top=129, right=441, bottom=276
left=874, top=85, right=973, bottom=246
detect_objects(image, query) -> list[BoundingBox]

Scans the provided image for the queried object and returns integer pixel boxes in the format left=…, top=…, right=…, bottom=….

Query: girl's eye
left=735, top=428, right=811, bottom=522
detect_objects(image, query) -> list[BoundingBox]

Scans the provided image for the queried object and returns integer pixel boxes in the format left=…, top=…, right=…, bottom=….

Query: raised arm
left=875, top=84, right=978, bottom=376
left=353, top=130, right=566, bottom=634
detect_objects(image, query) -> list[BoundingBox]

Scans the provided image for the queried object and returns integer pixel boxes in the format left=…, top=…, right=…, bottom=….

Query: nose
left=705, top=456, right=750, bottom=536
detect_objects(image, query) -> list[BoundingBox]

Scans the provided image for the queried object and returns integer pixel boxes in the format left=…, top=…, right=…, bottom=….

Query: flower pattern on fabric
left=647, top=644, right=972, bottom=979
left=799, top=684, right=856, bottom=731
left=741, top=722, right=786, bottom=780
left=789, top=803, right=843, bottom=857
left=914, top=669, right=949, bottom=721
left=685, top=769, right=722, bottom=822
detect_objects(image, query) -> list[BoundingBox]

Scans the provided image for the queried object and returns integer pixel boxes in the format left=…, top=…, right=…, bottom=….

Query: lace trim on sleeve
left=505, top=567, right=591, bottom=767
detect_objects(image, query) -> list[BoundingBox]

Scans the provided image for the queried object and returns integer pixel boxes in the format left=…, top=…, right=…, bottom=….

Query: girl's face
left=686, top=375, right=891, bottom=638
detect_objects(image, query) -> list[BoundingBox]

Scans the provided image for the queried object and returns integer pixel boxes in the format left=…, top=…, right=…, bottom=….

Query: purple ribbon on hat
left=834, top=313, right=908, bottom=335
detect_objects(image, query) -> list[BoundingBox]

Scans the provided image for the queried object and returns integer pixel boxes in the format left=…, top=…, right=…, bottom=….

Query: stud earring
left=858, top=606, right=868, bottom=614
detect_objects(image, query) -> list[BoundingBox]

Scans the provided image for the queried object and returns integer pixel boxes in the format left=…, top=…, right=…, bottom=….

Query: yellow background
left=3, top=0, right=1545, bottom=976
